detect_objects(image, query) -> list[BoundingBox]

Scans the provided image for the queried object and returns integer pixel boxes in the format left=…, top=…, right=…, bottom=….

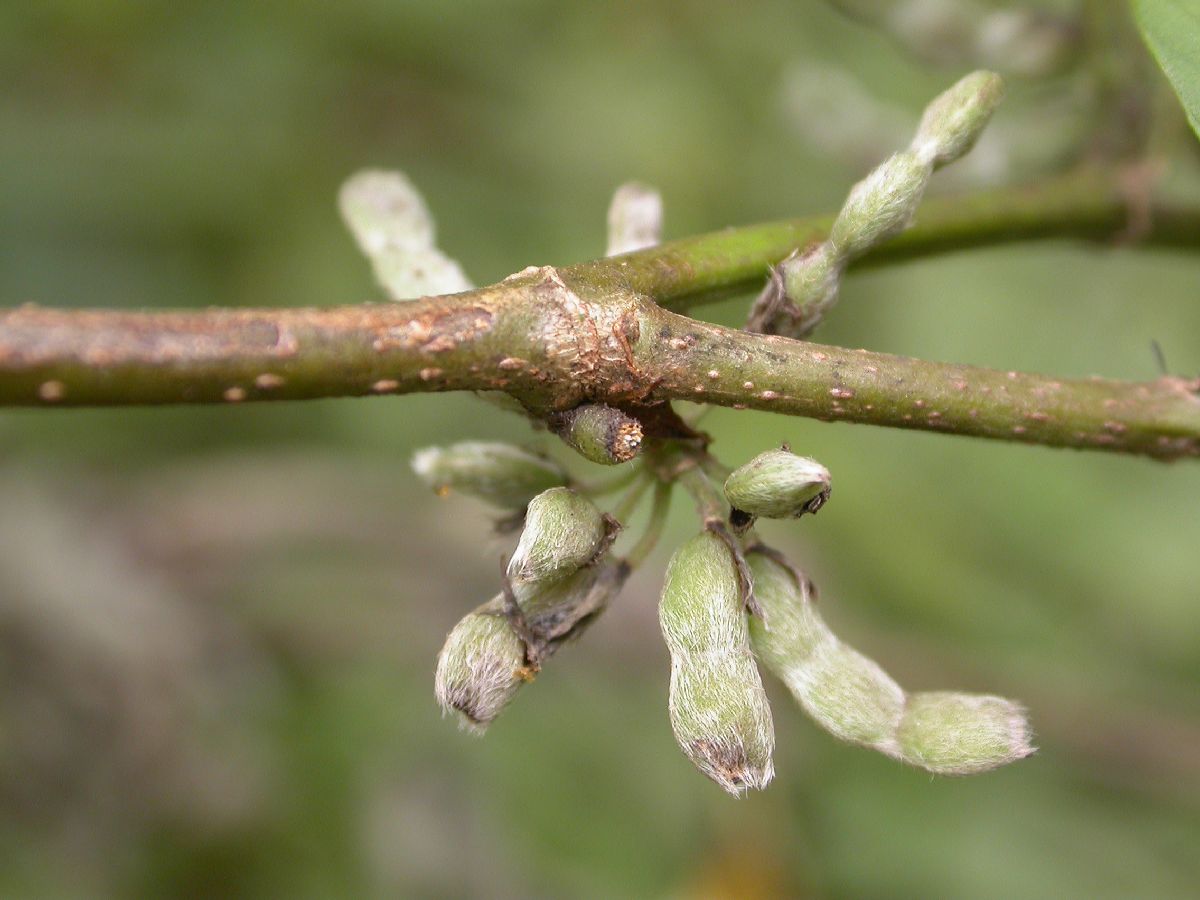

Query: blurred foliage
left=2, top=1, right=1199, bottom=897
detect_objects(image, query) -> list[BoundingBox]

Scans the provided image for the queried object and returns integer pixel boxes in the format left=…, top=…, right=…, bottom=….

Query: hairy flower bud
left=724, top=449, right=831, bottom=520
left=896, top=691, right=1035, bottom=775
left=435, top=599, right=526, bottom=733
left=507, top=488, right=608, bottom=587
left=748, top=549, right=1034, bottom=774
left=435, top=560, right=629, bottom=734
left=411, top=442, right=567, bottom=510
left=748, top=551, right=904, bottom=751
left=549, top=403, right=643, bottom=465
left=659, top=532, right=774, bottom=795
left=830, top=149, right=930, bottom=256
left=912, top=70, right=1004, bottom=167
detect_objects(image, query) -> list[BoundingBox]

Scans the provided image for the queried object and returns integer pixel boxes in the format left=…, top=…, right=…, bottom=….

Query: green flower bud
left=748, top=551, right=904, bottom=751
left=896, top=691, right=1035, bottom=775
left=549, top=403, right=643, bottom=465
left=435, top=560, right=629, bottom=734
left=434, top=598, right=526, bottom=733
left=724, top=449, right=831, bottom=520
left=660, top=532, right=774, bottom=795
left=913, top=70, right=1004, bottom=167
left=411, top=442, right=567, bottom=510
left=507, top=488, right=608, bottom=588
left=606, top=182, right=663, bottom=256
left=829, top=149, right=929, bottom=257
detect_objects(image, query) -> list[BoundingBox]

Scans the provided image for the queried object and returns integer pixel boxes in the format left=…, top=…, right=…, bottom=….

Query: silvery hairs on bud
left=750, top=70, right=1004, bottom=339
left=411, top=441, right=567, bottom=511
left=436, top=560, right=629, bottom=734
left=659, top=532, right=774, bottom=795
left=507, top=487, right=608, bottom=589
left=747, top=549, right=1033, bottom=774
left=724, top=448, right=831, bottom=524
left=748, top=550, right=905, bottom=751
left=606, top=182, right=662, bottom=256
left=435, top=597, right=527, bottom=733
left=339, top=169, right=473, bottom=300
left=896, top=691, right=1035, bottom=776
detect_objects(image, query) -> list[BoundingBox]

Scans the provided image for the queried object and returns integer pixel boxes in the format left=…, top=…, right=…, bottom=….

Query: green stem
left=575, top=167, right=1200, bottom=310
left=624, top=481, right=673, bottom=569
left=638, top=305, right=1200, bottom=460
left=2, top=168, right=1199, bottom=460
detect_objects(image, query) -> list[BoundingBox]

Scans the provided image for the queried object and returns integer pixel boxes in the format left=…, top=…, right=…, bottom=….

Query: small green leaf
left=1133, top=0, right=1200, bottom=141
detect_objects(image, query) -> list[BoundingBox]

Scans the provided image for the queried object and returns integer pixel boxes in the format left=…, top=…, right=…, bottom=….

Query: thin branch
left=2, top=169, right=1199, bottom=461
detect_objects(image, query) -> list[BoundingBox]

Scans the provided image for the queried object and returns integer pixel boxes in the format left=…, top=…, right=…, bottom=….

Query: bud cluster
left=433, top=482, right=625, bottom=732
left=749, top=70, right=1004, bottom=338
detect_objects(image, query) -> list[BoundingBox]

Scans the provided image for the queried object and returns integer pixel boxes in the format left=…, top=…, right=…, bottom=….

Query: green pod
left=434, top=598, right=526, bottom=733
left=724, top=449, right=831, bottom=520
left=411, top=441, right=567, bottom=510
left=896, top=691, right=1035, bottom=776
left=507, top=487, right=608, bottom=588
left=659, top=532, right=774, bottom=795
left=748, top=550, right=905, bottom=752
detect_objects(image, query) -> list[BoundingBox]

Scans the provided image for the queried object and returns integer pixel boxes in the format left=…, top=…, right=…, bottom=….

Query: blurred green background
left=2, top=1, right=1199, bottom=897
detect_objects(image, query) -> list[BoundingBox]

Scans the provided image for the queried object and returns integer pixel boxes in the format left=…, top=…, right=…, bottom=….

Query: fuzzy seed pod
left=549, top=403, right=643, bottom=465
left=748, top=549, right=1034, bottom=774
left=724, top=449, right=831, bottom=520
left=411, top=442, right=567, bottom=510
left=748, top=552, right=904, bottom=751
left=435, top=598, right=526, bottom=733
left=507, top=487, right=608, bottom=588
left=896, top=691, right=1035, bottom=775
left=659, top=532, right=774, bottom=795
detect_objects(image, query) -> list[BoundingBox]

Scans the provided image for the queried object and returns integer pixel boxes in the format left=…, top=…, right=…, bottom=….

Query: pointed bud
left=660, top=532, right=774, bottom=795
left=411, top=442, right=567, bottom=510
left=896, top=691, right=1035, bottom=775
left=748, top=550, right=904, bottom=751
left=549, top=403, right=643, bottom=465
left=724, top=449, right=831, bottom=521
left=434, top=599, right=526, bottom=733
left=606, top=182, right=663, bottom=256
left=913, top=70, right=1005, bottom=167
left=507, top=488, right=608, bottom=588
